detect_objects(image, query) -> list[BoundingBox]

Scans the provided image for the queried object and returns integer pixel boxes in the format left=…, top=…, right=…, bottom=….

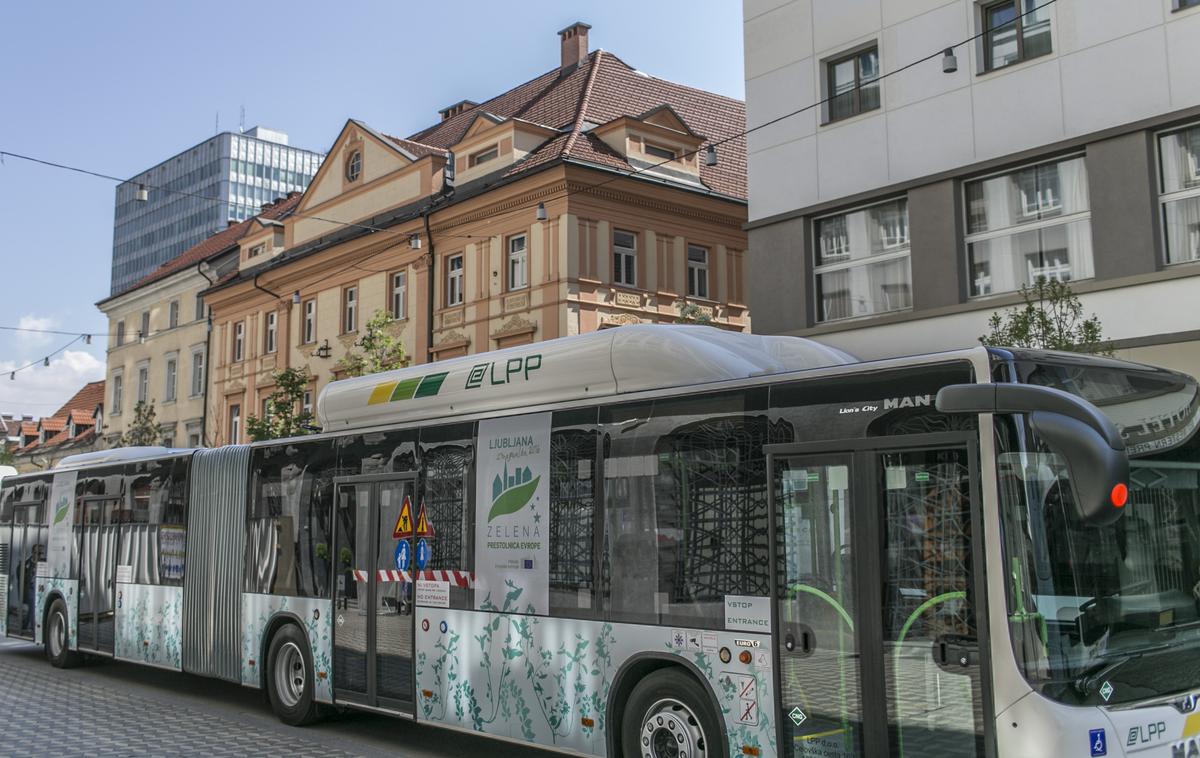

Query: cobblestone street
left=0, top=639, right=553, bottom=757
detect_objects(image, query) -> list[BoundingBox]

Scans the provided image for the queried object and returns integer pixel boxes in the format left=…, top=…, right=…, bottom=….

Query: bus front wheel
left=622, top=668, right=724, bottom=758
left=44, top=598, right=81, bottom=669
left=266, top=624, right=320, bottom=726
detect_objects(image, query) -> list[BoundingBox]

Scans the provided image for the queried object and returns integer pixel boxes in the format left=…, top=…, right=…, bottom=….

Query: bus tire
left=622, top=667, right=725, bottom=758
left=266, top=624, right=321, bottom=726
left=44, top=598, right=81, bottom=669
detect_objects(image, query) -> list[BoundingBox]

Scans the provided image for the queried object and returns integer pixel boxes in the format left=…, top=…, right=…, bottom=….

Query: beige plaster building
left=97, top=197, right=299, bottom=447
left=202, top=23, right=750, bottom=445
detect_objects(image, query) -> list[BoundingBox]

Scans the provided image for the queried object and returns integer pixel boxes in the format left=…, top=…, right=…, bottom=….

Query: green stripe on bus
left=415, top=372, right=448, bottom=398
left=390, top=377, right=422, bottom=402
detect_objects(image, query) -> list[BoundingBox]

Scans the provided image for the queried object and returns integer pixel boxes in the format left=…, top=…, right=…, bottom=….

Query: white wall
left=744, top=0, right=1200, bottom=221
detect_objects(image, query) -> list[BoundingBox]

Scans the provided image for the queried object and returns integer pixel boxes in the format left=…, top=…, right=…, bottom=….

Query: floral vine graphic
left=116, top=587, right=182, bottom=668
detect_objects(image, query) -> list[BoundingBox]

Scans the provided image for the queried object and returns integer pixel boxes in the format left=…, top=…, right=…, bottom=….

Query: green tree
left=0, top=447, right=14, bottom=466
left=335, top=309, right=409, bottom=377
left=245, top=366, right=315, bottom=442
left=119, top=401, right=160, bottom=447
left=675, top=302, right=713, bottom=325
left=980, top=276, right=1113, bottom=355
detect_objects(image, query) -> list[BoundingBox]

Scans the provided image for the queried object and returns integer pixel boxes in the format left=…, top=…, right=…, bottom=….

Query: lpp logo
left=1127, top=721, right=1167, bottom=746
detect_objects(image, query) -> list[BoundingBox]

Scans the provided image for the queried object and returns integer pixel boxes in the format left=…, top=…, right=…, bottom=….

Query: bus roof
left=53, top=446, right=194, bottom=471
left=317, top=325, right=856, bottom=433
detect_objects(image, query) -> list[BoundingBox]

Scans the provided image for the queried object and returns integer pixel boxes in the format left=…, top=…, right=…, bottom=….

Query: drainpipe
left=423, top=210, right=436, bottom=365
left=196, top=261, right=217, bottom=447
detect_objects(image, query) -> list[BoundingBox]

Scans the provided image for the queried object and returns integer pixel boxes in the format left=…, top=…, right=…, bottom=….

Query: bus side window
left=548, top=408, right=600, bottom=618
left=419, top=422, right=475, bottom=611
left=600, top=389, right=777, bottom=629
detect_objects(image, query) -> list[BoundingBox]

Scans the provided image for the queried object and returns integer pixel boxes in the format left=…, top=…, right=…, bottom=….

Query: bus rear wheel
left=45, top=598, right=81, bottom=669
left=266, top=624, right=320, bottom=726
left=622, top=668, right=724, bottom=758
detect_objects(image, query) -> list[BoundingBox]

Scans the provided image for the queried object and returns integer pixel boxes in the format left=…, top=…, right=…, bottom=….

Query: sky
left=0, top=0, right=746, bottom=418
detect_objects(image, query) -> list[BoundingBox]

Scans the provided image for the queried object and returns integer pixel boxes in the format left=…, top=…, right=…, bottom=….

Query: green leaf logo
left=53, top=496, right=70, bottom=525
left=487, top=476, right=540, bottom=522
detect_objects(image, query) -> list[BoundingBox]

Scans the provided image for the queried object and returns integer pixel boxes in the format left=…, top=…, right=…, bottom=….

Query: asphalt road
left=0, top=638, right=560, bottom=757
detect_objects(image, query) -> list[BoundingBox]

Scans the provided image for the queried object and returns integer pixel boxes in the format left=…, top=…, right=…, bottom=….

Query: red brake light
left=1110, top=483, right=1128, bottom=508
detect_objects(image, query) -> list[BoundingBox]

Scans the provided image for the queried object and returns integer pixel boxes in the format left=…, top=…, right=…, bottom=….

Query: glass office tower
left=110, top=127, right=324, bottom=295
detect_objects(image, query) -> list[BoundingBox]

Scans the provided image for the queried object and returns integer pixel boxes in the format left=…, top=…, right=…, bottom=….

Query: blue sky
left=0, top=1, right=745, bottom=417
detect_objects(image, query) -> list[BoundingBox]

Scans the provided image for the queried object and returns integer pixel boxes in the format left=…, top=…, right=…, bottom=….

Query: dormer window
left=469, top=145, right=498, bottom=167
left=345, top=150, right=362, bottom=182
left=248, top=244, right=264, bottom=258
left=645, top=143, right=677, bottom=161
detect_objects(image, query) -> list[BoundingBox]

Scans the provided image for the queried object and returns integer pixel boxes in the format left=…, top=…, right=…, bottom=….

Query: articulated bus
left=3, top=325, right=1199, bottom=758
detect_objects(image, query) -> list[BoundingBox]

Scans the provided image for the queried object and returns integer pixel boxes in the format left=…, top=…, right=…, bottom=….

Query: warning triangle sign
left=415, top=500, right=435, bottom=538
left=393, top=495, right=413, bottom=539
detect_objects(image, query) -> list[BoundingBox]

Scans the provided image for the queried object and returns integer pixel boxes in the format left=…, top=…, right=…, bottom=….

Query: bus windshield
left=996, top=356, right=1200, bottom=706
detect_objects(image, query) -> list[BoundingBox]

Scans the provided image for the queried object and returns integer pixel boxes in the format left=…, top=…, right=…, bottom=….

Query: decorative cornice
left=491, top=315, right=537, bottom=340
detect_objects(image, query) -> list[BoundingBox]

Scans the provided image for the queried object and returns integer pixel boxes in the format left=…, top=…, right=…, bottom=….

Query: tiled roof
left=404, top=50, right=746, bottom=200
left=20, top=420, right=37, bottom=437
left=38, top=417, right=66, bottom=433
left=16, top=379, right=106, bottom=454
left=383, top=135, right=447, bottom=160
left=103, top=194, right=302, bottom=301
left=53, top=380, right=105, bottom=419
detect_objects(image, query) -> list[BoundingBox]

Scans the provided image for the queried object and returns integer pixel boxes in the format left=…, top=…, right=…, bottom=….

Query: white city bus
left=3, top=325, right=1198, bottom=758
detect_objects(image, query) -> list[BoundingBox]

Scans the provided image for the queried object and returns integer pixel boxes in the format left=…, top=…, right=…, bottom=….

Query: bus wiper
left=1073, top=644, right=1172, bottom=698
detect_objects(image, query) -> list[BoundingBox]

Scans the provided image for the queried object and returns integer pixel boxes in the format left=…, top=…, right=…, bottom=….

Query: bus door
left=77, top=496, right=121, bottom=654
left=333, top=474, right=416, bottom=713
left=769, top=433, right=993, bottom=758
left=6, top=501, right=45, bottom=639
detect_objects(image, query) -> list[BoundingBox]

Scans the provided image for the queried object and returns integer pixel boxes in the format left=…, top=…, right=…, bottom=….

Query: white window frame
left=391, top=271, right=408, bottom=319
left=687, top=245, right=709, bottom=299
left=614, top=230, right=637, bottom=287
left=507, top=234, right=528, bottom=291
left=190, top=348, right=205, bottom=397
left=195, top=293, right=205, bottom=321
left=229, top=404, right=241, bottom=444
left=812, top=197, right=913, bottom=323
left=116, top=321, right=125, bottom=347
left=164, top=355, right=177, bottom=403
left=264, top=311, right=277, bottom=353
left=136, top=364, right=150, bottom=405
left=470, top=145, right=498, bottom=167
left=233, top=321, right=245, bottom=362
left=111, top=371, right=124, bottom=415
left=168, top=300, right=179, bottom=329
left=303, top=299, right=316, bottom=344
left=1157, top=122, right=1200, bottom=265
left=342, top=286, right=358, bottom=333
left=140, top=311, right=150, bottom=340
left=962, top=153, right=1092, bottom=297
left=446, top=254, right=464, bottom=306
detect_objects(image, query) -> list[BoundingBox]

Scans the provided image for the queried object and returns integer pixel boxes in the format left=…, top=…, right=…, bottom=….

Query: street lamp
left=315, top=339, right=332, bottom=359
left=942, top=48, right=958, bottom=74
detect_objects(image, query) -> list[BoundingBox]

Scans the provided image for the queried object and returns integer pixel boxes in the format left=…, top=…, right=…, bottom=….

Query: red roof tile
left=52, top=380, right=105, bottom=419
left=38, top=417, right=66, bottom=433
left=102, top=194, right=302, bottom=301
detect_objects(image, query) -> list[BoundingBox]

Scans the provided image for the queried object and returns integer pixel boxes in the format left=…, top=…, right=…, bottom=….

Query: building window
left=195, top=293, right=205, bottom=321
left=229, top=404, right=241, bottom=444
left=469, top=145, right=498, bottom=167
left=982, top=0, right=1052, bottom=72
left=345, top=150, right=362, bottom=182
left=186, top=427, right=201, bottom=448
left=303, top=299, right=316, bottom=344
left=964, top=155, right=1092, bottom=297
left=302, top=390, right=313, bottom=416
left=687, top=245, right=710, bottom=299
left=1177, top=0, right=1200, bottom=9
left=190, top=350, right=205, bottom=397
left=342, top=286, right=357, bottom=333
left=116, top=321, right=125, bottom=347
left=645, top=143, right=677, bottom=161
left=248, top=244, right=264, bottom=258
left=1159, top=123, right=1200, bottom=264
left=164, top=358, right=177, bottom=403
left=112, top=373, right=123, bottom=415
left=137, top=366, right=149, bottom=405
left=446, top=254, right=464, bottom=306
left=508, top=234, right=528, bottom=290
left=264, top=311, right=277, bottom=353
left=233, top=321, right=245, bottom=362
left=826, top=46, right=880, bottom=123
left=813, top=198, right=912, bottom=322
left=614, top=230, right=637, bottom=287
left=140, top=311, right=150, bottom=341
left=168, top=300, right=179, bottom=329
left=391, top=271, right=407, bottom=319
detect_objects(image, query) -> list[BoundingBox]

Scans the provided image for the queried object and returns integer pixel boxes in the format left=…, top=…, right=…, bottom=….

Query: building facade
left=98, top=196, right=299, bottom=447
left=111, top=127, right=324, bottom=295
left=744, top=0, right=1200, bottom=377
left=202, top=23, right=750, bottom=445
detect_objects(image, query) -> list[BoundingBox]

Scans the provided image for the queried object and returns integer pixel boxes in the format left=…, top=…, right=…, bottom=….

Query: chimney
left=438, top=100, right=478, bottom=122
left=558, top=22, right=591, bottom=71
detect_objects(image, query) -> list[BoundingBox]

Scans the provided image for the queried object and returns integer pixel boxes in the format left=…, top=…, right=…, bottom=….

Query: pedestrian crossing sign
left=415, top=500, right=435, bottom=538
left=393, top=496, right=413, bottom=539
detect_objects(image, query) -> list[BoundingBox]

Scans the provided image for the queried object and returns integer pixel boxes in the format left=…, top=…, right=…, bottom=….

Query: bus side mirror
left=936, top=384, right=1130, bottom=527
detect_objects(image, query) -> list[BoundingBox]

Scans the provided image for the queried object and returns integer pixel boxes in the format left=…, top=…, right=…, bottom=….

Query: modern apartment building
left=201, top=22, right=750, bottom=445
left=110, top=127, right=324, bottom=295
left=744, top=0, right=1200, bottom=377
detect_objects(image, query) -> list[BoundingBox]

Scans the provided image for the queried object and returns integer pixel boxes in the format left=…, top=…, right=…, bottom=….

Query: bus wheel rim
left=275, top=641, right=305, bottom=708
left=49, top=611, right=64, bottom=658
left=640, top=698, right=706, bottom=758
